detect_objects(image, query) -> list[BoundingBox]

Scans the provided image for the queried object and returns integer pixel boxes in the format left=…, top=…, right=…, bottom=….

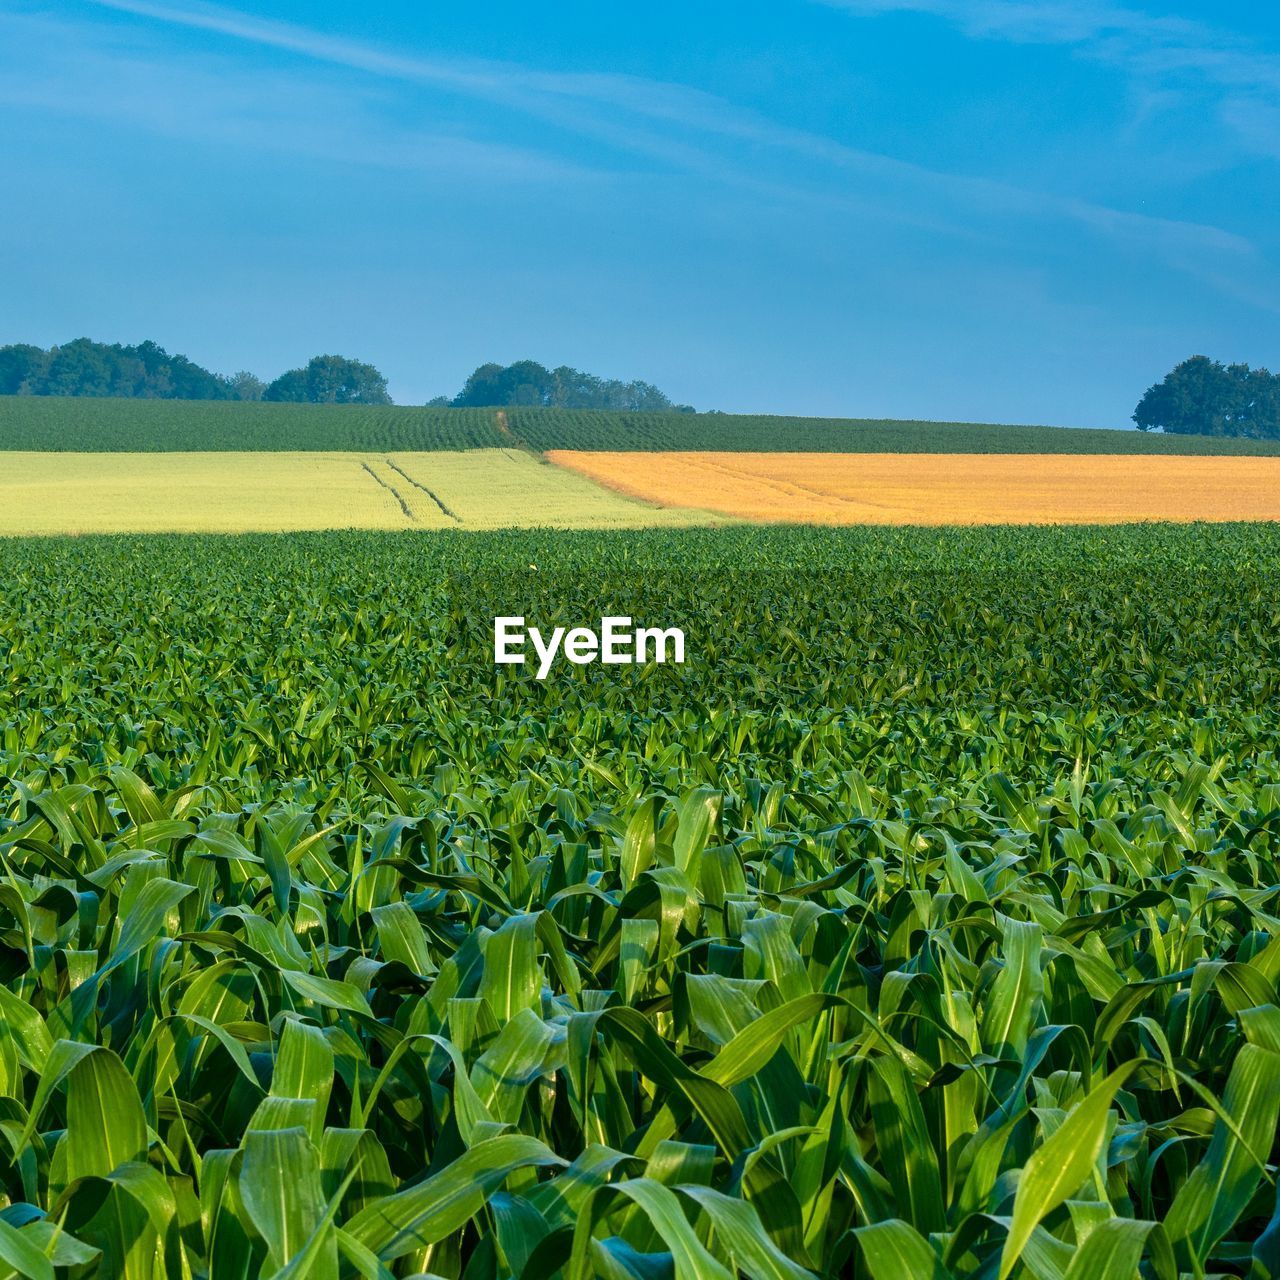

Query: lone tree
left=1135, top=356, right=1280, bottom=439
left=264, top=355, right=392, bottom=405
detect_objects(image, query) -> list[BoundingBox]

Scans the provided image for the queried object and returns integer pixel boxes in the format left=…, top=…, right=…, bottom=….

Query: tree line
left=0, top=340, right=392, bottom=405
left=1135, top=356, right=1280, bottom=439
left=19, top=339, right=1273, bottom=433
left=0, top=341, right=691, bottom=411
left=439, top=360, right=694, bottom=412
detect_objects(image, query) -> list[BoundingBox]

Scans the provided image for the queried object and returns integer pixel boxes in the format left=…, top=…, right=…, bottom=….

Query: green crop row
left=0, top=400, right=506, bottom=453
left=7, top=395, right=1280, bottom=454
left=0, top=525, right=1279, bottom=1277
left=507, top=408, right=1280, bottom=455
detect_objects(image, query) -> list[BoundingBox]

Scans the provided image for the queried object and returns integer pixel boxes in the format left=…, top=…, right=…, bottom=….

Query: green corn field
left=0, top=524, right=1278, bottom=1278
left=8, top=396, right=1280, bottom=455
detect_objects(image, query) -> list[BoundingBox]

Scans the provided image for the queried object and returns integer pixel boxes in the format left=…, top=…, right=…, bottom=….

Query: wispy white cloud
left=819, top=0, right=1280, bottom=159
left=0, top=0, right=1262, bottom=322
left=817, top=0, right=1183, bottom=44
left=0, top=9, right=590, bottom=181
left=85, top=0, right=741, bottom=130
left=71, top=0, right=1261, bottom=269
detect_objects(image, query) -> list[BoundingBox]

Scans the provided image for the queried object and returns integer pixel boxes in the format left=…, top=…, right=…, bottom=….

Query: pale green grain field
left=0, top=449, right=723, bottom=534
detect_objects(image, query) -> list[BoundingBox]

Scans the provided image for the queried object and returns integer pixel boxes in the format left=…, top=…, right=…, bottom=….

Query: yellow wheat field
left=547, top=451, right=1280, bottom=525
left=0, top=450, right=723, bottom=535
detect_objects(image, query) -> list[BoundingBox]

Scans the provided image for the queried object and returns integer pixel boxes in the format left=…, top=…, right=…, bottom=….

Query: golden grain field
left=546, top=451, right=1280, bottom=525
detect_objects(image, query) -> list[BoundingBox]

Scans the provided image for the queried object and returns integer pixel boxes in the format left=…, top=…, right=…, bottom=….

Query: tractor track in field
left=493, top=410, right=549, bottom=462
left=696, top=456, right=900, bottom=514
left=383, top=458, right=461, bottom=522
left=360, top=462, right=418, bottom=524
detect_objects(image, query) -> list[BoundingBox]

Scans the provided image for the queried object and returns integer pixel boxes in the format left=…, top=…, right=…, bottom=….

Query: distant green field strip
left=0, top=398, right=505, bottom=452
left=0, top=450, right=722, bottom=534
left=6, top=395, right=1280, bottom=454
left=505, top=407, right=1280, bottom=454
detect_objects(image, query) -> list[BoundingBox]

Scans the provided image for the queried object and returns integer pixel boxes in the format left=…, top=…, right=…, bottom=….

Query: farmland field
left=0, top=399, right=506, bottom=453
left=0, top=451, right=720, bottom=534
left=549, top=451, right=1280, bottom=525
left=1, top=523, right=1279, bottom=1277
left=8, top=395, right=1280, bottom=455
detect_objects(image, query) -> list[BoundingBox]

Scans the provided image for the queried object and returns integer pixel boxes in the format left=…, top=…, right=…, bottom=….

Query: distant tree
left=0, top=338, right=242, bottom=400
left=426, top=395, right=452, bottom=407
left=162, top=350, right=231, bottom=400
left=262, top=368, right=309, bottom=403
left=229, top=371, right=266, bottom=401
left=451, top=360, right=688, bottom=411
left=1135, top=356, right=1280, bottom=439
left=264, top=355, right=392, bottom=405
left=0, top=344, right=51, bottom=395
left=307, top=354, right=391, bottom=405
left=547, top=365, right=595, bottom=407
left=1253, top=368, right=1280, bottom=438
left=43, top=339, right=114, bottom=397
left=130, top=340, right=177, bottom=397
left=452, top=361, right=548, bottom=407
left=452, top=363, right=506, bottom=407
left=500, top=360, right=554, bottom=406
left=619, top=380, right=675, bottom=413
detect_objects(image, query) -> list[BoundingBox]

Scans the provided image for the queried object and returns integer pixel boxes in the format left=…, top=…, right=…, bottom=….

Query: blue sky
left=1, top=0, right=1277, bottom=423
